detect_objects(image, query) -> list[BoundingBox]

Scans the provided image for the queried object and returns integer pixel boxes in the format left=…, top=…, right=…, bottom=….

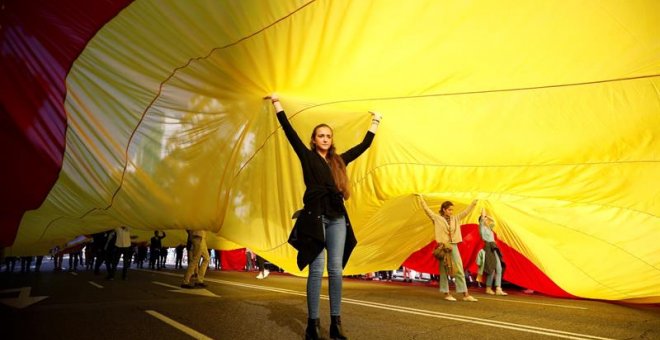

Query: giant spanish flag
left=1, top=0, right=658, bottom=303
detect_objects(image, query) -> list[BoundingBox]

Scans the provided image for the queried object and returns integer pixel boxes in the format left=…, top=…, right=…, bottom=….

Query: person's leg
left=325, top=216, right=346, bottom=317
left=305, top=249, right=324, bottom=338
left=35, top=256, right=43, bottom=272
left=256, top=255, right=265, bottom=278
left=485, top=268, right=496, bottom=294
left=494, top=253, right=507, bottom=295
left=122, top=248, right=132, bottom=279
left=439, top=260, right=450, bottom=294
left=196, top=241, right=210, bottom=284
left=325, top=216, right=350, bottom=339
left=451, top=245, right=477, bottom=301
left=108, top=248, right=119, bottom=279
left=451, top=245, right=467, bottom=293
left=486, top=269, right=495, bottom=286
left=182, top=239, right=202, bottom=286
left=94, top=250, right=103, bottom=274
left=307, top=250, right=324, bottom=319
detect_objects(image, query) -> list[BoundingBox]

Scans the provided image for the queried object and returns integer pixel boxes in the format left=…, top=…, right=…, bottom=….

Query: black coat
left=277, top=111, right=375, bottom=270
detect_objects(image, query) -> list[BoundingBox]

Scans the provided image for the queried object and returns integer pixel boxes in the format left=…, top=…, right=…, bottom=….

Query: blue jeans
left=439, top=243, right=467, bottom=294
left=486, top=252, right=503, bottom=287
left=307, top=215, right=346, bottom=319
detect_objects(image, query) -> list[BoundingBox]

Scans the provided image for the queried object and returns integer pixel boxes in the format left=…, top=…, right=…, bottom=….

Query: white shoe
left=462, top=295, right=478, bottom=302
left=444, top=295, right=457, bottom=301
left=486, top=287, right=495, bottom=295
left=263, top=269, right=270, bottom=278
left=496, top=287, right=508, bottom=296
left=256, top=272, right=264, bottom=279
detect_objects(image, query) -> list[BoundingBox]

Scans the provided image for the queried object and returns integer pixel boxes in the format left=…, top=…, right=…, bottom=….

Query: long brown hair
left=310, top=124, right=350, bottom=199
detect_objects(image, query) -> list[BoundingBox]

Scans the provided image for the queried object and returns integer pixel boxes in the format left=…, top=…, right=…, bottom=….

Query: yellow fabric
left=7, top=0, right=659, bottom=302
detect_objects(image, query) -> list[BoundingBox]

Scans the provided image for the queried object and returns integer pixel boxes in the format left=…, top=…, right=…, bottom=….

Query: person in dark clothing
left=267, top=94, right=381, bottom=340
left=378, top=270, right=393, bottom=282
left=135, top=243, right=147, bottom=268
left=92, top=232, right=109, bottom=275
left=68, top=245, right=83, bottom=272
left=255, top=255, right=269, bottom=279
left=213, top=249, right=221, bottom=270
left=159, top=246, right=168, bottom=269
left=4, top=256, right=18, bottom=272
left=149, top=231, right=166, bottom=270
left=174, top=244, right=185, bottom=269
left=35, top=255, right=44, bottom=272
left=20, top=256, right=32, bottom=273
left=103, top=230, right=117, bottom=280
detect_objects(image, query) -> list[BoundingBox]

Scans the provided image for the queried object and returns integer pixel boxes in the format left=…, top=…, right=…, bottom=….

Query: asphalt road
left=1, top=263, right=658, bottom=339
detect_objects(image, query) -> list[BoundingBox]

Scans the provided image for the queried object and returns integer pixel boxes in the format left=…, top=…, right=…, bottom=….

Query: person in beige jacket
left=418, top=195, right=478, bottom=302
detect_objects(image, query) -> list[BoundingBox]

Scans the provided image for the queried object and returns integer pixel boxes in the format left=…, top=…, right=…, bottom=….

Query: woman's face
left=442, top=205, right=454, bottom=217
left=313, top=126, right=333, bottom=152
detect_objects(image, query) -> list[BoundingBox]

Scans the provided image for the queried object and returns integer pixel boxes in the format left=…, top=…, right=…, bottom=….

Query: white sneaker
left=263, top=269, right=270, bottom=278
left=256, top=272, right=264, bottom=279
left=444, top=295, right=457, bottom=301
left=462, top=295, right=478, bottom=302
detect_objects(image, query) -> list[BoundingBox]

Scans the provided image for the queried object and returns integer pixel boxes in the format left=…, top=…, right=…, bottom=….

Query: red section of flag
left=0, top=0, right=132, bottom=247
left=220, top=249, right=247, bottom=271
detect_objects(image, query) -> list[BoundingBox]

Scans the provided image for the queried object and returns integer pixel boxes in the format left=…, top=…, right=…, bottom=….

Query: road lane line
left=478, top=296, right=588, bottom=310
left=88, top=281, right=103, bottom=289
left=153, top=281, right=181, bottom=289
left=145, top=310, right=213, bottom=340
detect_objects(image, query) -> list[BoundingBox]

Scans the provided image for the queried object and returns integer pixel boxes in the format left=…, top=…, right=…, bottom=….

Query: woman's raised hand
left=264, top=93, right=279, bottom=102
left=369, top=111, right=383, bottom=122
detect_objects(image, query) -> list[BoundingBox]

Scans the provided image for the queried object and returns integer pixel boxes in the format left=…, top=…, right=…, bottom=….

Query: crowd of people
left=1, top=228, right=227, bottom=282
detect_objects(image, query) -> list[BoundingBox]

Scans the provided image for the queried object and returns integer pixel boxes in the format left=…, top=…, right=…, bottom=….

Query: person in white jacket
left=109, top=226, right=132, bottom=280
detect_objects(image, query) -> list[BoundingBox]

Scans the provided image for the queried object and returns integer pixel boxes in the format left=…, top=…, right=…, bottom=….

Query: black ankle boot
left=305, top=318, right=321, bottom=340
left=329, top=315, right=348, bottom=340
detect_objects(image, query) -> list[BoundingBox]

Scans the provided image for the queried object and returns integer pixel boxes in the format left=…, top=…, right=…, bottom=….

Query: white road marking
left=152, top=281, right=220, bottom=297
left=478, top=296, right=588, bottom=310
left=88, top=281, right=104, bottom=289
left=0, top=287, right=48, bottom=309
left=152, top=281, right=180, bottom=289
left=145, top=310, right=213, bottom=340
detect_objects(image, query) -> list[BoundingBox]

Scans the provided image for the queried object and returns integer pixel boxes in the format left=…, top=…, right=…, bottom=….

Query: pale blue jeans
left=487, top=252, right=503, bottom=287
left=307, top=215, right=346, bottom=319
left=439, top=243, right=467, bottom=294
